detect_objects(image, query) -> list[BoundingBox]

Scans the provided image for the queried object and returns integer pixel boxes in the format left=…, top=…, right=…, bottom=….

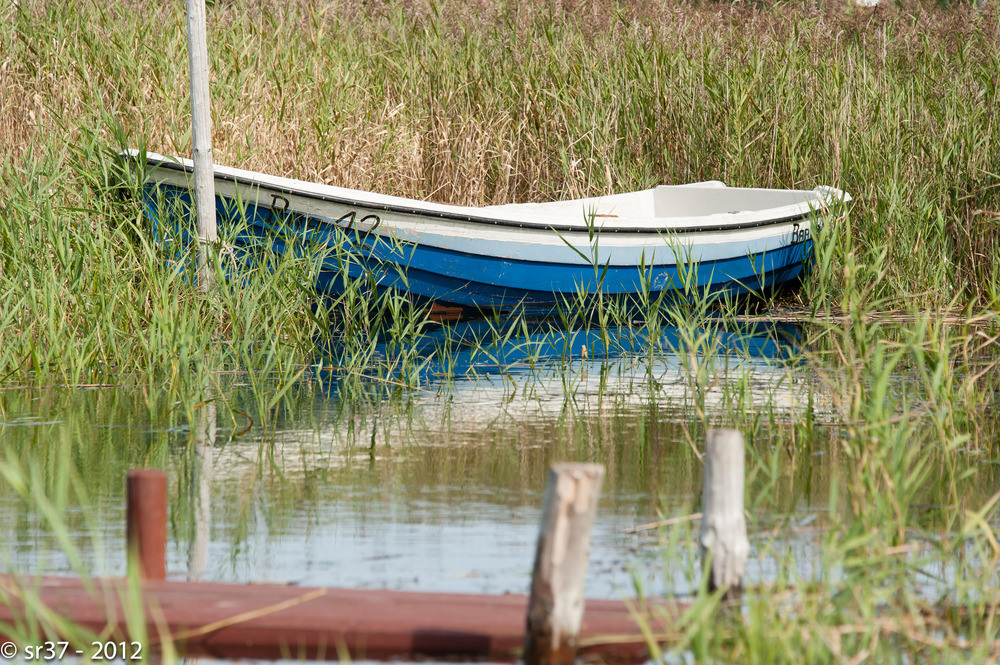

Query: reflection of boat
left=131, top=150, right=849, bottom=313
left=358, top=319, right=803, bottom=378
left=320, top=319, right=826, bottom=423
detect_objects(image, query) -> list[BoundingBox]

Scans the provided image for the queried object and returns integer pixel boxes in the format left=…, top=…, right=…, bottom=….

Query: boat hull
left=135, top=153, right=838, bottom=313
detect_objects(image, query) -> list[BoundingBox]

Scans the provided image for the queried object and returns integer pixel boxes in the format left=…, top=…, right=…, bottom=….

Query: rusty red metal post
left=126, top=469, right=167, bottom=580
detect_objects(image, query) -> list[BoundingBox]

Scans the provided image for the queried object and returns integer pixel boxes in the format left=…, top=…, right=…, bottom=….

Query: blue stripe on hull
left=143, top=185, right=813, bottom=311
left=353, top=238, right=810, bottom=308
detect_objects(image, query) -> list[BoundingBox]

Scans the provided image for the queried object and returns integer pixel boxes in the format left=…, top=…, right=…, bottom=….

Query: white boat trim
left=132, top=150, right=849, bottom=235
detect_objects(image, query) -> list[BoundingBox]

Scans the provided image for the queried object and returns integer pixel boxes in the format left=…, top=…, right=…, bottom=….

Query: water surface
left=1, top=320, right=992, bottom=605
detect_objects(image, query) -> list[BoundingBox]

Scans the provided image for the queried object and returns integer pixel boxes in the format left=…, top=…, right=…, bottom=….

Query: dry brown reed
left=2, top=0, right=998, bottom=309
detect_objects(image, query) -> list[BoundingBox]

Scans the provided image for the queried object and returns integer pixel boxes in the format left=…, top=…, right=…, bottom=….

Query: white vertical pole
left=186, top=0, right=217, bottom=291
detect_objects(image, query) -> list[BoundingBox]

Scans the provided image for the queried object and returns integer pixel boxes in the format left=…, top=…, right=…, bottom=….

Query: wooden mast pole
left=186, top=0, right=217, bottom=290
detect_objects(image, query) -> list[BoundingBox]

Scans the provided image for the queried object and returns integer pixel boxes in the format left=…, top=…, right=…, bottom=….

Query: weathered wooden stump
left=699, top=429, right=749, bottom=598
left=524, top=463, right=605, bottom=665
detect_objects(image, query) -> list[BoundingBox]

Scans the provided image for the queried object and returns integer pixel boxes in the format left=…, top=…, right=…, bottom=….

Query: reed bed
left=2, top=0, right=1000, bottom=388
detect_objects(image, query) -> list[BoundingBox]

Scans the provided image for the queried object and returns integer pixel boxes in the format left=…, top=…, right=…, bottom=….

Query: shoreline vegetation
left=1, top=0, right=999, bottom=662
left=1, top=0, right=998, bottom=387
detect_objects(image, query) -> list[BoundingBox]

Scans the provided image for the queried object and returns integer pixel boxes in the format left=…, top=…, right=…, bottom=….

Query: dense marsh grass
left=2, top=0, right=999, bottom=388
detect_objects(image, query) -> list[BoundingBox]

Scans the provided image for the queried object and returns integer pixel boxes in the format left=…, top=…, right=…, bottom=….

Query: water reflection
left=186, top=383, right=216, bottom=582
left=318, top=319, right=821, bottom=424
left=327, top=318, right=802, bottom=379
left=1, top=318, right=840, bottom=600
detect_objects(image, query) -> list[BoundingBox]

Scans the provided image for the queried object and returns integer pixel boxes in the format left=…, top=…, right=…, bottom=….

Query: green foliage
left=2, top=2, right=999, bottom=391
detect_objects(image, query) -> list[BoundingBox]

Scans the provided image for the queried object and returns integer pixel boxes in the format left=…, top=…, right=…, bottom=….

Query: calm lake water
left=0, top=319, right=990, bottom=606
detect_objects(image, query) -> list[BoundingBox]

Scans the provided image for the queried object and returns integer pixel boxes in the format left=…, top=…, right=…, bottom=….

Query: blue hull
left=143, top=182, right=814, bottom=313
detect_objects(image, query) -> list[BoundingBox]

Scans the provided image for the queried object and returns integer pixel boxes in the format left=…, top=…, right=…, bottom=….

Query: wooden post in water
left=126, top=469, right=168, bottom=580
left=699, top=429, right=749, bottom=598
left=186, top=0, right=217, bottom=291
left=524, top=463, right=605, bottom=665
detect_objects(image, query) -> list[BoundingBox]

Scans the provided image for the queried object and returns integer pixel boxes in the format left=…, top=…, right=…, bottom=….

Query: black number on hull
left=335, top=211, right=381, bottom=234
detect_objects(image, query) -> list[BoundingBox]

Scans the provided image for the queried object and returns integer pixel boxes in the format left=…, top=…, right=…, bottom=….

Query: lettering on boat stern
left=790, top=222, right=811, bottom=245
left=270, top=194, right=290, bottom=214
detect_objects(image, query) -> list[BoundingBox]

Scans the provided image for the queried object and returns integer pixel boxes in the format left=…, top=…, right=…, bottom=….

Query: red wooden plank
left=0, top=577, right=678, bottom=662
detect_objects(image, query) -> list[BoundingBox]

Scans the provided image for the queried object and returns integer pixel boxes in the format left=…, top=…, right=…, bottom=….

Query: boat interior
left=652, top=185, right=819, bottom=218
left=488, top=183, right=821, bottom=221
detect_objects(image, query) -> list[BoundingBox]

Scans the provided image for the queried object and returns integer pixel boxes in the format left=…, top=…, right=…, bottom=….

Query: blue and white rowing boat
left=133, top=150, right=850, bottom=313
